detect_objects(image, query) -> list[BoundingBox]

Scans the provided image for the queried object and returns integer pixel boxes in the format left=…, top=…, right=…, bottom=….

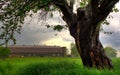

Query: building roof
left=7, top=45, right=61, bottom=48
left=7, top=45, right=65, bottom=54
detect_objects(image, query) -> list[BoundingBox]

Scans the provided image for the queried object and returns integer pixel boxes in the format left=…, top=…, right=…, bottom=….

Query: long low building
left=7, top=45, right=67, bottom=57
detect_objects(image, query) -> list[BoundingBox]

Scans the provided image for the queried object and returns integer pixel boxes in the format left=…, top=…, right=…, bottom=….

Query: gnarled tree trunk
left=68, top=12, right=113, bottom=69
left=74, top=16, right=113, bottom=69
left=53, top=0, right=119, bottom=69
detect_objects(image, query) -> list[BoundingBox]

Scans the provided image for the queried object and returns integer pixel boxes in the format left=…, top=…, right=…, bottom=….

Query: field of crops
left=0, top=57, right=120, bottom=75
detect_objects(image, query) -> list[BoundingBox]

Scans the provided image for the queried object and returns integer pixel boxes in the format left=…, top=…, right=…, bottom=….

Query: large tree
left=0, top=0, right=119, bottom=69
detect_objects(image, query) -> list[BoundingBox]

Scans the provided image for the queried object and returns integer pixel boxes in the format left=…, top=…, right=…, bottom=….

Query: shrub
left=0, top=46, right=11, bottom=59
left=0, top=60, right=12, bottom=75
left=104, top=46, right=117, bottom=58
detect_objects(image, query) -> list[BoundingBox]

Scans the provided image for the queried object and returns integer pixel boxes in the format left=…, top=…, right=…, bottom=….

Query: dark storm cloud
left=12, top=11, right=66, bottom=45
left=100, top=32, right=120, bottom=49
left=0, top=11, right=70, bottom=46
left=14, top=26, right=58, bottom=45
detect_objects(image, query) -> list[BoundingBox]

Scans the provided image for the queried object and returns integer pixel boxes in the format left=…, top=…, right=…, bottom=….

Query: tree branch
left=25, top=0, right=53, bottom=10
left=99, top=0, right=119, bottom=12
left=53, top=0, right=75, bottom=24
left=91, top=0, right=119, bottom=22
left=91, top=0, right=100, bottom=16
left=38, top=1, right=53, bottom=9
left=70, top=0, right=74, bottom=11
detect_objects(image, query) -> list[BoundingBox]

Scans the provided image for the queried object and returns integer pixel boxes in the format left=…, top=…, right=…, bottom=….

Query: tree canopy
left=0, top=46, right=11, bottom=59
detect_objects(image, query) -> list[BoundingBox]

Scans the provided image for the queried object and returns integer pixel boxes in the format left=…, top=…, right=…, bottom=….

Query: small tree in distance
left=104, top=46, right=117, bottom=58
left=71, top=43, right=80, bottom=58
left=0, top=46, right=11, bottom=59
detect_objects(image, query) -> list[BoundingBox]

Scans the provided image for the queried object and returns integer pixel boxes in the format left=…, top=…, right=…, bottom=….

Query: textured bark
left=53, top=0, right=119, bottom=69
left=74, top=16, right=113, bottom=69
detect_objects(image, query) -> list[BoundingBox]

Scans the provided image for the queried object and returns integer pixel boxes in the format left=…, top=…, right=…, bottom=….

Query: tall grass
left=0, top=57, right=120, bottom=75
left=0, top=60, right=12, bottom=75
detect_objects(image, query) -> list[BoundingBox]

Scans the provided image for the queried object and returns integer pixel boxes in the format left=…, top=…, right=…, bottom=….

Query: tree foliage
left=0, top=46, right=11, bottom=59
left=104, top=46, right=117, bottom=58
left=0, top=0, right=55, bottom=45
left=70, top=43, right=80, bottom=57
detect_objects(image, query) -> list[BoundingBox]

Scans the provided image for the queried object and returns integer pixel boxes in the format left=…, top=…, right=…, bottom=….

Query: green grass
left=0, top=57, right=120, bottom=75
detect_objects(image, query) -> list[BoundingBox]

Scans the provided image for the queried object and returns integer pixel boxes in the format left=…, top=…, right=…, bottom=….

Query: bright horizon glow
left=42, top=38, right=72, bottom=54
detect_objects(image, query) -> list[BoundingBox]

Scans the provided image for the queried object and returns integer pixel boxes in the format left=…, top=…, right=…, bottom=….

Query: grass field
left=0, top=57, right=120, bottom=75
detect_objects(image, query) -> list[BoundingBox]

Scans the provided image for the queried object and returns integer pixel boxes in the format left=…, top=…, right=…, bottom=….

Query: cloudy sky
left=13, top=11, right=74, bottom=54
left=100, top=2, right=120, bottom=50
left=0, top=2, right=120, bottom=54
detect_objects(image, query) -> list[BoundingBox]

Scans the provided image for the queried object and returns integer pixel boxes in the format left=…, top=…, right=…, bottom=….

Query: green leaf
left=103, top=20, right=110, bottom=25
left=80, top=2, right=85, bottom=7
left=53, top=25, right=64, bottom=32
left=46, top=25, right=50, bottom=28
left=112, top=7, right=119, bottom=12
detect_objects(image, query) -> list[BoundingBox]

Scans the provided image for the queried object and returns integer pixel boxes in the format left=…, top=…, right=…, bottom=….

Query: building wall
left=8, top=45, right=66, bottom=57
